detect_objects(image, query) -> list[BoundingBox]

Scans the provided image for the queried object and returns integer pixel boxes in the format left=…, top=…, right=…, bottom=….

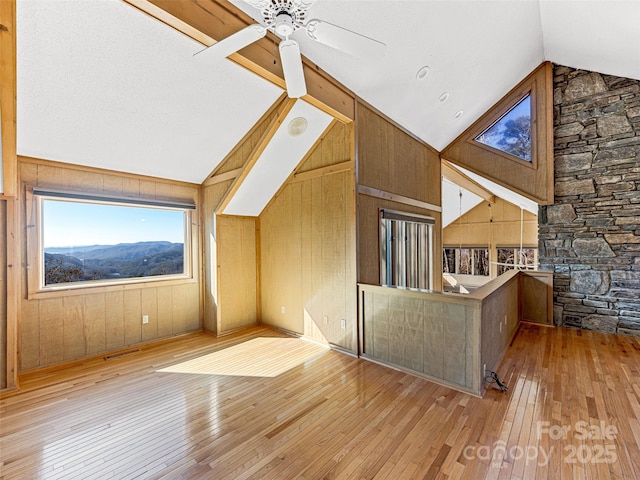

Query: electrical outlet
left=323, top=315, right=328, bottom=325
left=281, top=305, right=285, bottom=314
left=142, top=314, right=149, bottom=325
left=500, top=321, right=502, bottom=333
left=340, top=319, right=346, bottom=329
left=483, top=363, right=487, bottom=377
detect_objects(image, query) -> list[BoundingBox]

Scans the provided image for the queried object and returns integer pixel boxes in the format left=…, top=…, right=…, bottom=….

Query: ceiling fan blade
left=194, top=24, right=266, bottom=59
left=279, top=39, right=307, bottom=98
left=305, top=19, right=386, bottom=59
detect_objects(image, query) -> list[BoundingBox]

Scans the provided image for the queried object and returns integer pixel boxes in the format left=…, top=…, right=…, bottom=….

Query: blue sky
left=43, top=199, right=185, bottom=248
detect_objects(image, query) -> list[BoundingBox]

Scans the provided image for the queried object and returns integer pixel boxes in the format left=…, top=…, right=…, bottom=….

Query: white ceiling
left=442, top=179, right=483, bottom=228
left=223, top=100, right=333, bottom=216
left=16, top=0, right=640, bottom=188
left=17, top=0, right=283, bottom=183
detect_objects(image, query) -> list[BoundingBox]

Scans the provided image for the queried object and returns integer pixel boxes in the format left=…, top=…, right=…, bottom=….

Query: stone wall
left=539, top=65, right=640, bottom=336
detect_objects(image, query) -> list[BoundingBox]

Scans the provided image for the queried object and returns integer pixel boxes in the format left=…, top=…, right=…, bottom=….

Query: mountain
left=44, top=241, right=184, bottom=285
left=45, top=241, right=178, bottom=261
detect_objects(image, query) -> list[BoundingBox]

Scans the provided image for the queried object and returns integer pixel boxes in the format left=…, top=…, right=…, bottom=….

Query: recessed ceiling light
left=416, top=66, right=430, bottom=80
left=439, top=92, right=450, bottom=103
left=287, top=117, right=308, bottom=136
left=454, top=110, right=464, bottom=119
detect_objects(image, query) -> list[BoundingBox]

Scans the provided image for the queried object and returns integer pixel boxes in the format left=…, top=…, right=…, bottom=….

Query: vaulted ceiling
left=17, top=0, right=639, bottom=188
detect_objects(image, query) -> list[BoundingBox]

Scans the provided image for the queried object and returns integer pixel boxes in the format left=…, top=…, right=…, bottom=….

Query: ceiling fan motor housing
left=260, top=0, right=312, bottom=35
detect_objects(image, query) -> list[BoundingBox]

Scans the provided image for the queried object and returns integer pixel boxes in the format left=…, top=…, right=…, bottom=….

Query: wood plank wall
left=358, top=269, right=537, bottom=397
left=519, top=271, right=553, bottom=326
left=0, top=0, right=17, bottom=196
left=259, top=122, right=357, bottom=351
left=442, top=62, right=554, bottom=205
left=0, top=202, right=6, bottom=388
left=360, top=285, right=480, bottom=395
left=17, top=158, right=202, bottom=371
left=443, top=197, right=538, bottom=278
left=201, top=104, right=281, bottom=335
left=355, top=102, right=442, bottom=288
left=478, top=272, right=520, bottom=376
left=216, top=215, right=257, bottom=333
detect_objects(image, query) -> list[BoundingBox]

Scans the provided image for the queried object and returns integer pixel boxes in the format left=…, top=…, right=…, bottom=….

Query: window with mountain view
left=475, top=94, right=532, bottom=162
left=39, top=194, right=192, bottom=288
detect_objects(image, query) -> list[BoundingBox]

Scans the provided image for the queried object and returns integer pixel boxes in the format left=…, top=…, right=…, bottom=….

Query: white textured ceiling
left=232, top=0, right=639, bottom=152
left=17, top=0, right=283, bottom=184
left=16, top=0, right=640, bottom=188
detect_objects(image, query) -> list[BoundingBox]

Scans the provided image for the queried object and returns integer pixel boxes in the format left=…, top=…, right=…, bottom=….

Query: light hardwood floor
left=1, top=323, right=640, bottom=479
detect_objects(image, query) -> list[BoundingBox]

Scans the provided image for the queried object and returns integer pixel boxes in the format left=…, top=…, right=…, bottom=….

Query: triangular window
left=474, top=94, right=532, bottom=162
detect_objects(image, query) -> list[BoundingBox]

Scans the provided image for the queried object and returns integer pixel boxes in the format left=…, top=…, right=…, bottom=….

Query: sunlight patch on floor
left=158, top=337, right=329, bottom=377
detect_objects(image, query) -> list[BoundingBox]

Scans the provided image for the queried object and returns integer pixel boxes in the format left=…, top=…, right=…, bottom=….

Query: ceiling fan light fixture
left=274, top=12, right=295, bottom=37
left=288, top=116, right=309, bottom=136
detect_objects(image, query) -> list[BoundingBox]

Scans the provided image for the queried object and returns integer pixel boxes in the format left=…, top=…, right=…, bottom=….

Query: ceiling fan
left=197, top=0, right=386, bottom=98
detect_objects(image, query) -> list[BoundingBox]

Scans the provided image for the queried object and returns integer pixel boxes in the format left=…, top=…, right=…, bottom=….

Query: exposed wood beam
left=357, top=185, right=442, bottom=213
left=442, top=160, right=496, bottom=203
left=204, top=92, right=288, bottom=184
left=123, top=0, right=355, bottom=123
left=216, top=97, right=297, bottom=214
left=290, top=159, right=352, bottom=184
left=203, top=167, right=243, bottom=187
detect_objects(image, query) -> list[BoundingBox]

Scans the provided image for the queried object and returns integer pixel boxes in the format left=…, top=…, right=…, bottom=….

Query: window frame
left=442, top=246, right=490, bottom=277
left=470, top=88, right=538, bottom=170
left=496, top=246, right=538, bottom=276
left=26, top=187, right=197, bottom=299
left=379, top=209, right=434, bottom=291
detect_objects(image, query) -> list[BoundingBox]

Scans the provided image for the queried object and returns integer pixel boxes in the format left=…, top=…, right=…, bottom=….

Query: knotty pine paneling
left=17, top=158, right=201, bottom=371
left=260, top=122, right=357, bottom=352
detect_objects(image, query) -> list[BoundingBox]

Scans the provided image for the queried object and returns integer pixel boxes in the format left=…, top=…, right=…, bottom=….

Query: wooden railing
left=358, top=270, right=552, bottom=396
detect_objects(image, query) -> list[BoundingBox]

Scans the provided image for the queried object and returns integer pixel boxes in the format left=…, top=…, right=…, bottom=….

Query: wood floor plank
left=2, top=324, right=640, bottom=479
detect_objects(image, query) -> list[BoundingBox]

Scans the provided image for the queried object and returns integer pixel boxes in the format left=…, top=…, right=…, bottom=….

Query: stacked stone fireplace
left=539, top=65, right=640, bottom=336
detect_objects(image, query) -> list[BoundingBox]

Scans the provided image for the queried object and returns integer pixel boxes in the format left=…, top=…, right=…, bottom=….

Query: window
left=475, top=94, right=532, bottom=162
left=496, top=247, right=537, bottom=275
left=442, top=247, right=489, bottom=276
left=380, top=210, right=434, bottom=290
left=31, top=189, right=194, bottom=291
